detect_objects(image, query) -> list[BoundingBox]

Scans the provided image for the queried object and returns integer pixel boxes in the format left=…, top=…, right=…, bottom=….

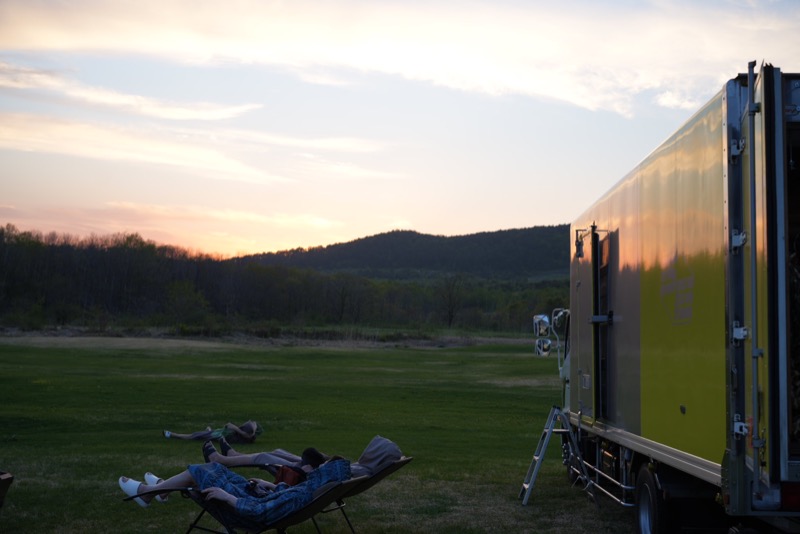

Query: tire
left=635, top=464, right=668, bottom=534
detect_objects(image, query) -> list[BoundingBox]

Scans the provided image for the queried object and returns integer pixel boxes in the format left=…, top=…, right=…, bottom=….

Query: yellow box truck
left=535, top=61, right=800, bottom=533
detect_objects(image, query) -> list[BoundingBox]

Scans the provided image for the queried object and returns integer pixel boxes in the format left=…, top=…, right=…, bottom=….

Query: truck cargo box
left=535, top=62, right=800, bottom=533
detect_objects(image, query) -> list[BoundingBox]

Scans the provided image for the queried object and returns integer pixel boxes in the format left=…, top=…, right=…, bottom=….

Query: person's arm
left=248, top=478, right=277, bottom=491
left=201, top=487, right=237, bottom=507
left=224, top=423, right=255, bottom=440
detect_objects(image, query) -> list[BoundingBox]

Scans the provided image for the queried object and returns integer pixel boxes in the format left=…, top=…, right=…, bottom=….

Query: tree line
left=0, top=224, right=568, bottom=337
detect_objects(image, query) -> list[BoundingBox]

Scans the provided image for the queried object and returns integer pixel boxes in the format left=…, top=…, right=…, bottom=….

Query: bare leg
left=208, top=449, right=267, bottom=467
left=120, top=470, right=196, bottom=505
left=138, top=470, right=196, bottom=498
left=165, top=427, right=217, bottom=440
left=214, top=452, right=300, bottom=471
left=220, top=439, right=245, bottom=457
left=203, top=438, right=259, bottom=467
left=205, top=441, right=301, bottom=468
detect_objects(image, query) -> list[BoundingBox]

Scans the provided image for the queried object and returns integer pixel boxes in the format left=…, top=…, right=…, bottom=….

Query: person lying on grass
left=204, top=434, right=403, bottom=478
left=163, top=420, right=263, bottom=443
left=118, top=456, right=350, bottom=527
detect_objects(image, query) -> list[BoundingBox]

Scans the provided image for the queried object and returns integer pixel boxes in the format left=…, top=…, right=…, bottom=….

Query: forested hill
left=0, top=223, right=570, bottom=333
left=241, top=224, right=569, bottom=279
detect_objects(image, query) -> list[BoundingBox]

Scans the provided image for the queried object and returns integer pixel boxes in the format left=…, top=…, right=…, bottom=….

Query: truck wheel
left=636, top=464, right=667, bottom=534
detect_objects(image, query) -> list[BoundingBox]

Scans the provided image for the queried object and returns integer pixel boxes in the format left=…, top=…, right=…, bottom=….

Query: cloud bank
left=3, top=0, right=799, bottom=115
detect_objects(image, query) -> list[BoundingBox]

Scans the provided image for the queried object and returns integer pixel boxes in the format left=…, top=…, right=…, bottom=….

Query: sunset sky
left=1, top=1, right=799, bottom=257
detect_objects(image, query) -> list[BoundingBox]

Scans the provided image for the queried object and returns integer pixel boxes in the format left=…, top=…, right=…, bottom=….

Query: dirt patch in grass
left=482, top=377, right=561, bottom=388
left=0, top=328, right=532, bottom=352
left=0, top=331, right=236, bottom=351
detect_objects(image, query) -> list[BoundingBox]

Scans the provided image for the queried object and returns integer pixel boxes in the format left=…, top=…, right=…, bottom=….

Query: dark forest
left=0, top=223, right=568, bottom=337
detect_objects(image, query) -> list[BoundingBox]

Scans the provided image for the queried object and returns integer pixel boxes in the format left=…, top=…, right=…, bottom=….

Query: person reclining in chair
left=204, top=435, right=403, bottom=478
left=118, top=456, right=350, bottom=528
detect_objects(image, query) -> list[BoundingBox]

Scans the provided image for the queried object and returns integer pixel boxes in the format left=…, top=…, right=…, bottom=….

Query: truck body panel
left=558, top=63, right=800, bottom=523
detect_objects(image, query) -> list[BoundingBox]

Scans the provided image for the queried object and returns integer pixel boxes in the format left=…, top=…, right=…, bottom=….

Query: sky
left=1, top=1, right=799, bottom=258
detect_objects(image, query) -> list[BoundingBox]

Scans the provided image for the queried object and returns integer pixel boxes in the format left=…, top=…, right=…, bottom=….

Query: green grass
left=0, top=337, right=632, bottom=532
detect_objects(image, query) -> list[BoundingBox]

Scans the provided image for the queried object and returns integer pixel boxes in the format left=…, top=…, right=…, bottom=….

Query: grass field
left=0, top=335, right=633, bottom=533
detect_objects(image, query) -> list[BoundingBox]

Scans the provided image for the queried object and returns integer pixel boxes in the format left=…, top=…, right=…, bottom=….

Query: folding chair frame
left=125, top=476, right=367, bottom=534
left=120, top=451, right=412, bottom=533
left=0, top=471, right=13, bottom=511
left=321, top=456, right=413, bottom=533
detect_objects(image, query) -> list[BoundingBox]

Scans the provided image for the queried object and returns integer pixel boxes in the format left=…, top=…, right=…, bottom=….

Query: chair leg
left=338, top=506, right=356, bottom=534
left=186, top=508, right=208, bottom=534
left=186, top=508, right=232, bottom=534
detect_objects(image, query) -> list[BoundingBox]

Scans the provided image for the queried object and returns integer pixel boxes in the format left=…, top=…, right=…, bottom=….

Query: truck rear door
left=740, top=63, right=800, bottom=512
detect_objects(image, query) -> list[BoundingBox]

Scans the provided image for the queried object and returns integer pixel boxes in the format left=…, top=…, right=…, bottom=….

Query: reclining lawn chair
left=187, top=474, right=367, bottom=534
left=239, top=437, right=412, bottom=533
left=126, top=475, right=367, bottom=534
left=321, top=456, right=413, bottom=533
left=171, top=436, right=410, bottom=533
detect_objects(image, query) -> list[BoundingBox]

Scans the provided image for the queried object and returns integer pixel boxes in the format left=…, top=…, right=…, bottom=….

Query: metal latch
left=589, top=310, right=613, bottom=325
left=731, top=230, right=747, bottom=251
left=732, top=321, right=749, bottom=345
left=732, top=322, right=749, bottom=340
left=733, top=415, right=749, bottom=439
left=730, top=138, right=746, bottom=158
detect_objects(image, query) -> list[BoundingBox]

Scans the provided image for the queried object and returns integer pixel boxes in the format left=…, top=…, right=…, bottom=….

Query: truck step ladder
left=519, top=405, right=592, bottom=505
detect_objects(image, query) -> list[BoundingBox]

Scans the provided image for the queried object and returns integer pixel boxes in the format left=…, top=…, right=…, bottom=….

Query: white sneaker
left=144, top=472, right=169, bottom=503
left=119, top=476, right=148, bottom=507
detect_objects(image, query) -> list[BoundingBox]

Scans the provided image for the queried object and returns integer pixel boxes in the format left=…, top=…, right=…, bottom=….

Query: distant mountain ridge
left=241, top=224, right=569, bottom=279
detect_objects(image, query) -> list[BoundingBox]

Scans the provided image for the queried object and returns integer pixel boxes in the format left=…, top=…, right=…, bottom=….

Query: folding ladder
left=519, top=405, right=592, bottom=505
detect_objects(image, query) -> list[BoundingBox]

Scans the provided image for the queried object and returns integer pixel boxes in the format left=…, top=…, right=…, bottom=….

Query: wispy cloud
left=2, top=1, right=798, bottom=115
left=289, top=67, right=354, bottom=88
left=0, top=110, right=392, bottom=185
left=0, top=112, right=283, bottom=184
left=0, top=61, right=261, bottom=120
left=296, top=153, right=401, bottom=181
left=190, top=127, right=388, bottom=154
